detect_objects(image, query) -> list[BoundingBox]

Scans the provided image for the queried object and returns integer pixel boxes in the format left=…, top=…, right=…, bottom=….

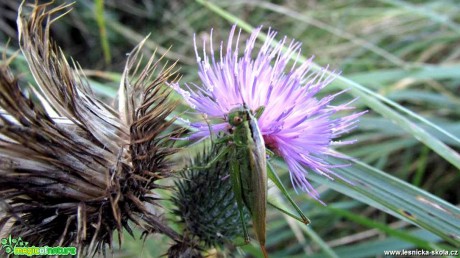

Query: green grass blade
left=247, top=1, right=407, bottom=67
left=94, top=0, right=111, bottom=64
left=303, top=226, right=339, bottom=258
left=322, top=204, right=444, bottom=250
left=380, top=0, right=460, bottom=34
left=307, top=229, right=443, bottom=258
left=271, top=158, right=460, bottom=247
left=270, top=187, right=338, bottom=258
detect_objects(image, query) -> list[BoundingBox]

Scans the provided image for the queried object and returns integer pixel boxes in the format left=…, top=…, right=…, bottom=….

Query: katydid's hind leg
left=267, top=200, right=306, bottom=224
left=267, top=161, right=311, bottom=225
left=237, top=201, right=250, bottom=244
left=232, top=237, right=250, bottom=247
left=230, top=158, right=250, bottom=244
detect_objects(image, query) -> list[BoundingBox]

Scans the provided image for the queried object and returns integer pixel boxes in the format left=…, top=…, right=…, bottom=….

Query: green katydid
left=192, top=103, right=310, bottom=257
left=227, top=105, right=269, bottom=256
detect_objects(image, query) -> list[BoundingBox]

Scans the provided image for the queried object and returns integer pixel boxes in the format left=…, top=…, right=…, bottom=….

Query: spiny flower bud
left=171, top=145, right=249, bottom=255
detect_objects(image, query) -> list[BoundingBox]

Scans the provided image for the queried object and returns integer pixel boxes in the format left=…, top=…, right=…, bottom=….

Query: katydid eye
left=233, top=116, right=243, bottom=125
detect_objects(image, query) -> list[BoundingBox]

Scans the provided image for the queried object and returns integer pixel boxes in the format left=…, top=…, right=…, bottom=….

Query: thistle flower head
left=173, top=25, right=364, bottom=201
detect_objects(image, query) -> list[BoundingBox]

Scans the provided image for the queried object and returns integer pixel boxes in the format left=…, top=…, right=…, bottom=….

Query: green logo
left=1, top=235, right=76, bottom=256
left=1, top=235, right=29, bottom=254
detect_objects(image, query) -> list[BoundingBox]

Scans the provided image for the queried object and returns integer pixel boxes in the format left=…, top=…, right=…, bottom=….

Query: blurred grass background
left=1, top=0, right=459, bottom=257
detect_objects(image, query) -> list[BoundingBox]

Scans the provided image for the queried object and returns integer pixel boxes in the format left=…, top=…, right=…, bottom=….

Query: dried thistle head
left=0, top=2, right=181, bottom=256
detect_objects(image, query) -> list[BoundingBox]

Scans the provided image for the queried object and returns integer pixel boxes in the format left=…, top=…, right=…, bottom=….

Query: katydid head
left=228, top=106, right=251, bottom=127
left=227, top=104, right=266, bottom=125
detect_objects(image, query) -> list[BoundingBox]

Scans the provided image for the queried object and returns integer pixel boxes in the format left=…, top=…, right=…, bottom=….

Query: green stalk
left=95, top=0, right=111, bottom=65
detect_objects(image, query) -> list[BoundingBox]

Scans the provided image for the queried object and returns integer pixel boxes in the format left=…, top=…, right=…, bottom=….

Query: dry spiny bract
left=0, top=2, right=182, bottom=256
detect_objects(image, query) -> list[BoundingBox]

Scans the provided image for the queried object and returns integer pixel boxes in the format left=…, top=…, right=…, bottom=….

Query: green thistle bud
left=171, top=146, right=250, bottom=253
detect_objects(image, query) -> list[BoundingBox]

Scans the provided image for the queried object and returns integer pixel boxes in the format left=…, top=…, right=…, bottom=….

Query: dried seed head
left=0, top=2, right=181, bottom=256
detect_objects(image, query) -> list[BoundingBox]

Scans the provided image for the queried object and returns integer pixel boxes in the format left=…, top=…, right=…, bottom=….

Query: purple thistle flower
left=173, top=25, right=364, bottom=201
